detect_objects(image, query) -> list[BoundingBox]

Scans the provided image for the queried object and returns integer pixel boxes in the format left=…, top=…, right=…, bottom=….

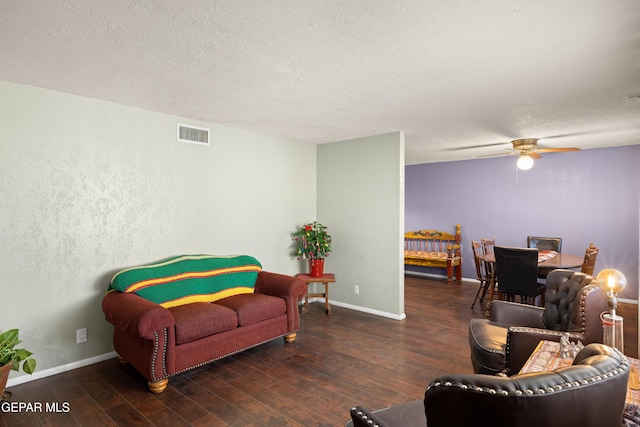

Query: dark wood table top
left=537, top=253, right=583, bottom=269
left=480, top=252, right=583, bottom=269
left=295, top=273, right=335, bottom=282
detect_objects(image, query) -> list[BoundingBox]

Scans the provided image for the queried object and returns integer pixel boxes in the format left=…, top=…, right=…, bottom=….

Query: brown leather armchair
left=468, top=269, right=607, bottom=375
left=348, top=343, right=629, bottom=427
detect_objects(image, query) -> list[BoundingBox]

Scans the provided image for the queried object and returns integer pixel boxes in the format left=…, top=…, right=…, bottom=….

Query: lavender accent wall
left=405, top=145, right=640, bottom=300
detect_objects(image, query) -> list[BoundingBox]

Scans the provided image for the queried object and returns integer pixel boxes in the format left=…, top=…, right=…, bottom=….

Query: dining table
left=481, top=250, right=584, bottom=316
left=536, top=252, right=584, bottom=270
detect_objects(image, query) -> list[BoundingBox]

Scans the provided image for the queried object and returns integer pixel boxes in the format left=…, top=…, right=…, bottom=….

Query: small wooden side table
left=296, top=273, right=336, bottom=315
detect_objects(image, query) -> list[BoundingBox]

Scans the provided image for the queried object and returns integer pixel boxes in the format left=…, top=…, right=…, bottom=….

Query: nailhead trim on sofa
left=351, top=407, right=381, bottom=427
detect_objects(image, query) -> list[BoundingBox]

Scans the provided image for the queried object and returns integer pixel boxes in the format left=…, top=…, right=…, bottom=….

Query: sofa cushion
left=215, top=293, right=286, bottom=327
left=109, top=254, right=262, bottom=308
left=169, top=302, right=238, bottom=344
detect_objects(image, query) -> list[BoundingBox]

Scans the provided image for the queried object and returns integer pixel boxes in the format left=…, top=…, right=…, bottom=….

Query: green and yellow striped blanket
left=108, top=255, right=262, bottom=308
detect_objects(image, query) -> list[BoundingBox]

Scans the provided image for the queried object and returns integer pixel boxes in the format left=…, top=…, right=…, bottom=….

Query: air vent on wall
left=177, top=123, right=210, bottom=146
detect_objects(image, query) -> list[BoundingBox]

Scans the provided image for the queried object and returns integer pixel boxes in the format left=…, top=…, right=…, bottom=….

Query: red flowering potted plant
left=292, top=221, right=332, bottom=277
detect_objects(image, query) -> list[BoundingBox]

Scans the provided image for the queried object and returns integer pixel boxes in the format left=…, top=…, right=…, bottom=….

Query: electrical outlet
left=354, top=285, right=360, bottom=295
left=76, top=328, right=87, bottom=344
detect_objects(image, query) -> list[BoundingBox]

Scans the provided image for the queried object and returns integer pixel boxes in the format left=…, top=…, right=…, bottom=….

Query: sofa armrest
left=102, top=291, right=174, bottom=339
left=255, top=271, right=306, bottom=300
left=349, top=406, right=392, bottom=427
left=490, top=300, right=544, bottom=327
left=255, top=271, right=306, bottom=334
left=506, top=327, right=582, bottom=374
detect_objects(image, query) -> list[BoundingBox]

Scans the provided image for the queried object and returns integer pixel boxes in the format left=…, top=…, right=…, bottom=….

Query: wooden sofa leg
left=148, top=379, right=168, bottom=394
left=118, top=356, right=127, bottom=364
left=284, top=332, right=297, bottom=343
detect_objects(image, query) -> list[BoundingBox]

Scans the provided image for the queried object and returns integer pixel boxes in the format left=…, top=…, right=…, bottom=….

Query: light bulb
left=517, top=154, right=534, bottom=170
left=596, top=269, right=627, bottom=295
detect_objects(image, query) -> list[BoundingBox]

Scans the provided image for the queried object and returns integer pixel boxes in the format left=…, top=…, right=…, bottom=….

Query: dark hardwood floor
left=2, top=276, right=637, bottom=427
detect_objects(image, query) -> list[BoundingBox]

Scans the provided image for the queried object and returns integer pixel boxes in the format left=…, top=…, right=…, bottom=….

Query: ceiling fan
left=495, top=138, right=581, bottom=170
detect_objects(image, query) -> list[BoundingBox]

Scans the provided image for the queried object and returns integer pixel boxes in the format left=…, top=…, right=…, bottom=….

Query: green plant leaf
left=14, top=349, right=32, bottom=361
left=0, top=349, right=16, bottom=366
left=23, top=358, right=36, bottom=375
left=0, top=329, right=19, bottom=349
left=0, top=329, right=36, bottom=374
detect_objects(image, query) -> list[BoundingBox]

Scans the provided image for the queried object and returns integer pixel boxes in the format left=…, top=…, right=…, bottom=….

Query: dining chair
left=527, top=236, right=562, bottom=252
left=480, top=237, right=496, bottom=278
left=478, top=237, right=498, bottom=314
left=494, top=246, right=543, bottom=305
left=470, top=240, right=492, bottom=309
left=527, top=236, right=562, bottom=282
left=481, top=236, right=495, bottom=256
left=581, top=242, right=599, bottom=275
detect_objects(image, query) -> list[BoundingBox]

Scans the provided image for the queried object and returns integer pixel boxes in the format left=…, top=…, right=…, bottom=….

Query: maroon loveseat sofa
left=102, top=255, right=306, bottom=393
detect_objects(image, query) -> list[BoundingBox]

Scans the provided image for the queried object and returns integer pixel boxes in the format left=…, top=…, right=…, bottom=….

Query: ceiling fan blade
left=536, top=147, right=581, bottom=153
left=444, top=142, right=508, bottom=151
left=540, top=126, right=639, bottom=141
left=527, top=152, right=542, bottom=159
left=478, top=151, right=517, bottom=158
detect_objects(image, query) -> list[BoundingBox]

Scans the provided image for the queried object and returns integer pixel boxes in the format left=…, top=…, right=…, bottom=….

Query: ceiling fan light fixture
left=517, top=154, right=534, bottom=170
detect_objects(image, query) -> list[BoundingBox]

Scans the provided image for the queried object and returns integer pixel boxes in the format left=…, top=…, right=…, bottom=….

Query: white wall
left=0, top=81, right=316, bottom=383
left=317, top=132, right=405, bottom=318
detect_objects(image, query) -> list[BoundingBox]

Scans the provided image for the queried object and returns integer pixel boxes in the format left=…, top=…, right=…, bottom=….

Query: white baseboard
left=404, top=270, right=447, bottom=280
left=404, top=270, right=476, bottom=284
left=329, top=300, right=406, bottom=320
left=302, top=296, right=406, bottom=320
left=6, top=351, right=118, bottom=388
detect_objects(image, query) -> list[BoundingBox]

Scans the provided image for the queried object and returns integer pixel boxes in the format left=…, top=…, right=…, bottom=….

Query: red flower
left=292, top=221, right=332, bottom=259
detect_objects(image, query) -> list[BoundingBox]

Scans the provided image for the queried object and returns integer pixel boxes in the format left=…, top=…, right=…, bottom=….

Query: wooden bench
left=404, top=224, right=462, bottom=283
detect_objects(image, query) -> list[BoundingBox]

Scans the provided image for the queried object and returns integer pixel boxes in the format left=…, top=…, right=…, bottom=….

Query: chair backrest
left=527, top=236, right=562, bottom=252
left=425, top=343, right=629, bottom=427
left=471, top=240, right=485, bottom=280
left=481, top=237, right=496, bottom=275
left=481, top=236, right=495, bottom=256
left=581, top=242, right=599, bottom=275
left=542, top=269, right=606, bottom=342
left=494, top=246, right=538, bottom=298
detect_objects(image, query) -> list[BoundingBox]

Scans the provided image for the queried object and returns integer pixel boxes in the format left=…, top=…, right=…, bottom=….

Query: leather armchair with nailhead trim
left=469, top=269, right=607, bottom=375
left=347, top=343, right=629, bottom=427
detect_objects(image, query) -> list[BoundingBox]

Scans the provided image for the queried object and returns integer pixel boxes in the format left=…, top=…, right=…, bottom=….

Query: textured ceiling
left=1, top=0, right=639, bottom=164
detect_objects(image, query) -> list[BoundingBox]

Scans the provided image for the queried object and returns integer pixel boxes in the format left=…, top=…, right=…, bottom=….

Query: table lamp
left=596, top=268, right=627, bottom=352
